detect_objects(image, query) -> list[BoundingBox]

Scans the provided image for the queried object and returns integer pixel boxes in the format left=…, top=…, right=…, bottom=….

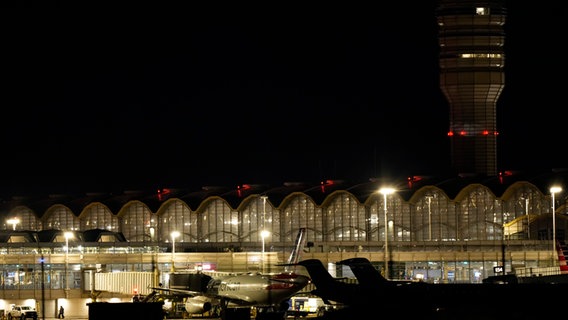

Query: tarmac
left=40, top=314, right=309, bottom=320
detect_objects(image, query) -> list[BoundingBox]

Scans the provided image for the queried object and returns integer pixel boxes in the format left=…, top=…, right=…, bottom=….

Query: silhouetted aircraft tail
left=295, top=259, right=336, bottom=287
left=337, top=257, right=388, bottom=288
left=295, top=258, right=361, bottom=306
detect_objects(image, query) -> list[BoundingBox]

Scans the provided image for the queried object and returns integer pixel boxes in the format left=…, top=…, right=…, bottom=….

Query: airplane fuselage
left=207, top=272, right=310, bottom=306
left=158, top=228, right=311, bottom=319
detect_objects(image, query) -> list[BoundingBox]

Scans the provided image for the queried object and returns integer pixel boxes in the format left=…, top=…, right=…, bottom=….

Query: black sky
left=1, top=2, right=567, bottom=196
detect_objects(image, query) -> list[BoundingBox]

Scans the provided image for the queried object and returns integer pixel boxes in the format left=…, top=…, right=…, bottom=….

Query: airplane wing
left=148, top=288, right=254, bottom=307
left=147, top=286, right=201, bottom=297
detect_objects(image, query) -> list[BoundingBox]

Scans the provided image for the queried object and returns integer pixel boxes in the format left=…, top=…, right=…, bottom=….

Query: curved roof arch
left=408, top=185, right=449, bottom=204
left=500, top=181, right=541, bottom=201
left=234, top=194, right=264, bottom=212
left=278, top=191, right=318, bottom=209
left=115, top=200, right=153, bottom=218
left=77, top=201, right=113, bottom=219
left=193, top=196, right=233, bottom=214
left=43, top=203, right=75, bottom=219
left=154, top=197, right=192, bottom=217
left=320, top=190, right=363, bottom=208
left=453, top=183, right=497, bottom=202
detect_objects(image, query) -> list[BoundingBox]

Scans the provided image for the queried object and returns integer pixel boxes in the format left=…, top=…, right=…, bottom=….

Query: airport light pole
left=64, top=231, right=74, bottom=295
left=260, top=196, right=268, bottom=273
left=426, top=195, right=433, bottom=241
left=380, top=187, right=395, bottom=280
left=550, top=186, right=562, bottom=260
left=171, top=231, right=180, bottom=272
left=522, top=197, right=530, bottom=239
left=261, top=230, right=270, bottom=273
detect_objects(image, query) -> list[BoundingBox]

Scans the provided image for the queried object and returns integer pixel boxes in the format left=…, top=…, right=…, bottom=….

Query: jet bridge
left=94, top=271, right=155, bottom=295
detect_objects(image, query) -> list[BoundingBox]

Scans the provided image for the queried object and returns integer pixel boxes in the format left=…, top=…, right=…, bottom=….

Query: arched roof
left=0, top=169, right=567, bottom=219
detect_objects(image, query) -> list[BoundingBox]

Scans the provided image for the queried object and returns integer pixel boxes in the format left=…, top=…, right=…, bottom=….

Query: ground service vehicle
left=7, top=305, right=38, bottom=320
left=287, top=296, right=327, bottom=317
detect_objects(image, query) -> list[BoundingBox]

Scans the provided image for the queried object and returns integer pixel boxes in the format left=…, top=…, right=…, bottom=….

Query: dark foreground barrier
left=87, top=302, right=164, bottom=320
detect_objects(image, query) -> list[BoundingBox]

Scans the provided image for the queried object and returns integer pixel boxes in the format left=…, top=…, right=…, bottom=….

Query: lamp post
left=261, top=196, right=268, bottom=225
left=260, top=196, right=268, bottom=273
left=171, top=231, right=180, bottom=272
left=426, top=195, right=433, bottom=241
left=64, top=231, right=74, bottom=294
left=523, top=197, right=530, bottom=239
left=550, top=186, right=562, bottom=259
left=379, top=187, right=395, bottom=280
left=261, top=230, right=270, bottom=273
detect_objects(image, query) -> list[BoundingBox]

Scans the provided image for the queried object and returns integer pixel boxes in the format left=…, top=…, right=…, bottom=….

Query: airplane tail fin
left=295, top=259, right=337, bottom=286
left=284, top=228, right=307, bottom=273
left=338, top=257, right=389, bottom=287
left=295, top=258, right=360, bottom=305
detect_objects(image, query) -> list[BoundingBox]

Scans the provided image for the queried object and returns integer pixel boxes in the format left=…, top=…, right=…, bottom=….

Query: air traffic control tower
left=436, top=1, right=506, bottom=177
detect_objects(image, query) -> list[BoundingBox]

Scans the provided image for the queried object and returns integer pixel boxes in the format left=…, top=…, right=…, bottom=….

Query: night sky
left=1, top=2, right=566, bottom=196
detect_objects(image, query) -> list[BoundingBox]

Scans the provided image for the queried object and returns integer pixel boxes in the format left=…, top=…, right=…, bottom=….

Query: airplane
left=148, top=228, right=311, bottom=320
left=297, top=257, right=568, bottom=320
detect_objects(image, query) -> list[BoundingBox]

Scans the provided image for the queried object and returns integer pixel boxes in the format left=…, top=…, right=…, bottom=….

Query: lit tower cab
left=436, top=0, right=506, bottom=177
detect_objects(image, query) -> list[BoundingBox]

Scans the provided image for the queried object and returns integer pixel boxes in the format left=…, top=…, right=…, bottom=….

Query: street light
left=64, top=231, right=74, bottom=293
left=522, top=197, right=530, bottom=239
left=7, top=217, right=20, bottom=231
left=171, top=231, right=180, bottom=272
left=379, top=187, right=395, bottom=280
left=261, top=195, right=268, bottom=222
left=426, top=195, right=433, bottom=241
left=550, top=186, right=562, bottom=259
left=260, top=195, right=269, bottom=273
left=261, top=230, right=270, bottom=273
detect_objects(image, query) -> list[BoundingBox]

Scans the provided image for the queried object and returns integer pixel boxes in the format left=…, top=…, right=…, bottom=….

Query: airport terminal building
left=0, top=170, right=567, bottom=316
left=2, top=1, right=565, bottom=318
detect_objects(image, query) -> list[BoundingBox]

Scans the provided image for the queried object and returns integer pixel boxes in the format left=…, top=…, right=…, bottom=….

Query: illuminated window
left=99, top=235, right=117, bottom=242
left=476, top=7, right=489, bottom=15
left=7, top=235, right=27, bottom=243
left=461, top=53, right=502, bottom=59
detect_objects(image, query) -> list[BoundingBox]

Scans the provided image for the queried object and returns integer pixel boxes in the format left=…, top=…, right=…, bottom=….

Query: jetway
left=95, top=271, right=156, bottom=295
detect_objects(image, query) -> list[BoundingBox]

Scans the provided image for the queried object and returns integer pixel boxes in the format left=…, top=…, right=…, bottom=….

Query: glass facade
left=0, top=179, right=566, bottom=289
